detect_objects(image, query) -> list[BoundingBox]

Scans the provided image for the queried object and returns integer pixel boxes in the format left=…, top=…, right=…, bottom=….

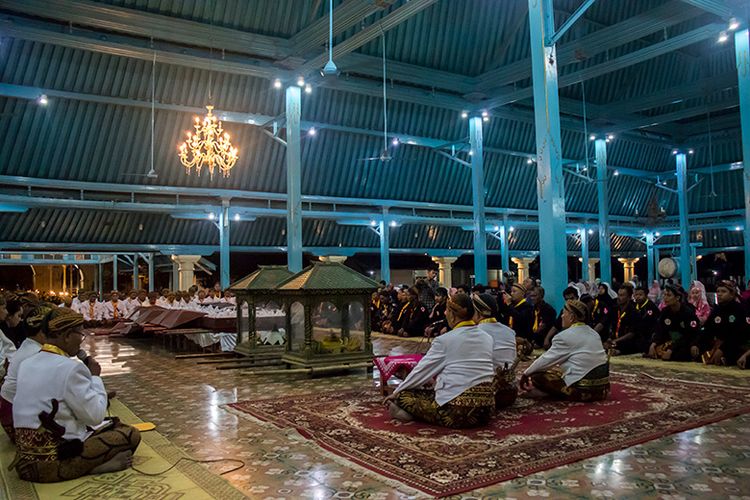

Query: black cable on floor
left=131, top=457, right=245, bottom=476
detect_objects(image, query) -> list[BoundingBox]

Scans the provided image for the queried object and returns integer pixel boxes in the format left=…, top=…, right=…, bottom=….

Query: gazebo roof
left=276, top=262, right=379, bottom=293
left=229, top=265, right=295, bottom=292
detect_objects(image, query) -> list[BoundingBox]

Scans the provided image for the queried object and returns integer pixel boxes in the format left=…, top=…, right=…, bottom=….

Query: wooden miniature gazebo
left=229, top=265, right=294, bottom=357
left=274, top=262, right=379, bottom=370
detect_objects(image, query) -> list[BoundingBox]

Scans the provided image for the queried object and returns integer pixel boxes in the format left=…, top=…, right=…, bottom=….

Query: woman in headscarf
left=687, top=280, right=711, bottom=325
left=693, top=280, right=750, bottom=366
left=472, top=292, right=518, bottom=409
left=592, top=283, right=617, bottom=342
left=646, top=284, right=700, bottom=361
left=383, top=293, right=496, bottom=428
left=520, top=300, right=610, bottom=402
left=12, top=308, right=141, bottom=482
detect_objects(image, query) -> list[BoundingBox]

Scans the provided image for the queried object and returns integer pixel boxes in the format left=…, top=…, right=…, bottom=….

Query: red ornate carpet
left=227, top=373, right=750, bottom=497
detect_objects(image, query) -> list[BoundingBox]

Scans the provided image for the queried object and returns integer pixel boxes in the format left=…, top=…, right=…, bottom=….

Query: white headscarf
left=599, top=282, right=617, bottom=300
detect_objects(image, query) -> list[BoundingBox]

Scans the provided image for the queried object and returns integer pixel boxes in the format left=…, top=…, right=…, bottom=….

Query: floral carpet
left=227, top=372, right=750, bottom=497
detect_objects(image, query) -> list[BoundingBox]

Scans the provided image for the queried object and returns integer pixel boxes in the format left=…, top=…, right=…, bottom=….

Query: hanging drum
left=658, top=257, right=679, bottom=278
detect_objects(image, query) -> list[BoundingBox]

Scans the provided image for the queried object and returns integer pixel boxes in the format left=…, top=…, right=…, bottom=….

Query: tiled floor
left=84, top=334, right=750, bottom=499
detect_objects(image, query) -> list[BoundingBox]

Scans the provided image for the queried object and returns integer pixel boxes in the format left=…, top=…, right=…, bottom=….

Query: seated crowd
left=376, top=273, right=750, bottom=428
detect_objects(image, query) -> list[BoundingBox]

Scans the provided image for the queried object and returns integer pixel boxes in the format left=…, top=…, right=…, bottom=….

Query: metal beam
left=286, top=85, right=303, bottom=273
left=469, top=116, right=487, bottom=285
left=219, top=200, right=230, bottom=289
left=678, top=0, right=736, bottom=19
left=477, top=1, right=704, bottom=91
left=547, top=0, right=598, bottom=46
left=607, top=99, right=739, bottom=134
left=288, top=0, right=382, bottom=56
left=480, top=23, right=724, bottom=110
left=645, top=232, right=656, bottom=283
left=736, top=28, right=750, bottom=282
left=296, top=0, right=438, bottom=74
left=379, top=211, right=390, bottom=284
left=112, top=252, right=118, bottom=291
left=0, top=0, right=290, bottom=59
left=529, top=0, right=568, bottom=312
left=676, top=153, right=692, bottom=286
left=580, top=227, right=590, bottom=282
left=596, top=139, right=612, bottom=283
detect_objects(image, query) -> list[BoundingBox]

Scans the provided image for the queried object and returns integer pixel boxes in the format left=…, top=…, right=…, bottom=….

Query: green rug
left=0, top=399, right=246, bottom=500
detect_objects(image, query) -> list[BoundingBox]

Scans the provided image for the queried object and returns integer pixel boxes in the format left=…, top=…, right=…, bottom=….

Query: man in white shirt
left=101, top=291, right=128, bottom=322
left=12, top=307, right=140, bottom=482
left=521, top=299, right=609, bottom=402
left=384, top=293, right=496, bottom=428
left=80, top=294, right=102, bottom=325
left=123, top=291, right=141, bottom=317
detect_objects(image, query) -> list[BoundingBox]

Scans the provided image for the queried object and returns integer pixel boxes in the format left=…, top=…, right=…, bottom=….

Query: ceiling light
left=370, top=220, right=377, bottom=226
left=588, top=228, right=594, bottom=235
left=589, top=134, right=596, bottom=141
left=296, top=76, right=305, bottom=87
left=391, top=137, right=399, bottom=146
left=688, top=149, right=694, bottom=155
left=304, top=84, right=312, bottom=94
left=482, top=116, right=489, bottom=122
left=468, top=150, right=474, bottom=156
left=735, top=226, right=742, bottom=231
left=526, top=158, right=533, bottom=164
left=613, top=170, right=619, bottom=176
left=234, top=214, right=240, bottom=221
left=37, top=94, right=48, bottom=106
left=494, top=225, right=499, bottom=231
left=461, top=111, right=468, bottom=119
left=655, top=231, right=660, bottom=236
left=607, top=134, right=614, bottom=140
left=718, top=31, right=728, bottom=43
left=208, top=213, right=215, bottom=220
left=728, top=18, right=739, bottom=31
left=481, top=110, right=488, bottom=118
left=509, top=226, right=515, bottom=232
left=389, top=220, right=397, bottom=227
left=273, top=78, right=282, bottom=89
left=307, top=127, right=316, bottom=136
left=672, top=149, right=679, bottom=155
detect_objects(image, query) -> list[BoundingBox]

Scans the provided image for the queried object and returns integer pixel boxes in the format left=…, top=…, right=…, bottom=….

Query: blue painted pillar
left=97, top=263, right=103, bottom=294
left=147, top=253, right=154, bottom=292
left=286, top=86, right=303, bottom=272
left=581, top=227, right=589, bottom=282
left=646, top=232, right=655, bottom=284
left=379, top=212, right=391, bottom=284
left=736, top=28, right=750, bottom=282
left=133, top=253, right=138, bottom=290
left=595, top=139, right=611, bottom=284
left=219, top=200, right=230, bottom=288
left=112, top=254, right=118, bottom=292
left=469, top=116, right=488, bottom=285
left=500, top=215, right=510, bottom=284
left=528, top=0, right=568, bottom=311
left=676, top=153, right=691, bottom=287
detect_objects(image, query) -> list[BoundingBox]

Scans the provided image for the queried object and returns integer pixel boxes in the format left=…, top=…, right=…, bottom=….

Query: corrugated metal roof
left=0, top=0, right=744, bottom=255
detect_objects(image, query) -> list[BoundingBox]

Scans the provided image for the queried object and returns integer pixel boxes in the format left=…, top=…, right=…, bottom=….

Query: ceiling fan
left=357, top=32, right=394, bottom=164
left=320, top=0, right=339, bottom=77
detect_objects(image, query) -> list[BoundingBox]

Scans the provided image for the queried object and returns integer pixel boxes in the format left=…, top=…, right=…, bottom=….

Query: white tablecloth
left=184, top=332, right=237, bottom=351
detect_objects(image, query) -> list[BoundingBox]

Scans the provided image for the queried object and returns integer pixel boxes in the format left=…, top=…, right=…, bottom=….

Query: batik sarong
left=530, top=363, right=610, bottom=402
left=14, top=420, right=141, bottom=483
left=394, top=381, right=495, bottom=429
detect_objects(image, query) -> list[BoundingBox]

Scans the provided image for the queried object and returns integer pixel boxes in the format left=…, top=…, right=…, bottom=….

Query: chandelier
left=178, top=105, right=238, bottom=179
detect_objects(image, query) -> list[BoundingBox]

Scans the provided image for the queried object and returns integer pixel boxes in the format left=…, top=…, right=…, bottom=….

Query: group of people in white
left=66, top=285, right=237, bottom=324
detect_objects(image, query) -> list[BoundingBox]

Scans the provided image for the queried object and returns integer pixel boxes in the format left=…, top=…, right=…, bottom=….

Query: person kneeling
left=12, top=308, right=140, bottom=483
left=383, top=293, right=495, bottom=429
left=520, top=300, right=610, bottom=402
